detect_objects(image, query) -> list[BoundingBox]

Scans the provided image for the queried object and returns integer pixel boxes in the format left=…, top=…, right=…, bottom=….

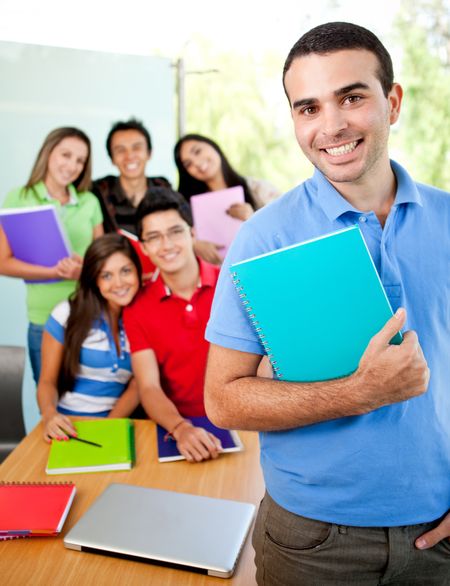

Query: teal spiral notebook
left=230, top=225, right=401, bottom=382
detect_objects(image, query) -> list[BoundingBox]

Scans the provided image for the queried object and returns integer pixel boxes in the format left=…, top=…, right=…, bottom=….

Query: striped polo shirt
left=45, top=300, right=132, bottom=416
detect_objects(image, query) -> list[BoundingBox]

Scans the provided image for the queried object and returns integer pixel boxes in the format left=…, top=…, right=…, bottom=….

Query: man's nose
left=321, top=105, right=348, bottom=137
left=156, top=233, right=174, bottom=251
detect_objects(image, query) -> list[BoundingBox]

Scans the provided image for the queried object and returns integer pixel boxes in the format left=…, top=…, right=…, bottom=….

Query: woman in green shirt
left=0, top=127, right=104, bottom=382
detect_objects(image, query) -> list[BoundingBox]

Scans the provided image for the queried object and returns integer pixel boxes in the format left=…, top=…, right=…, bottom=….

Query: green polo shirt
left=2, top=181, right=103, bottom=324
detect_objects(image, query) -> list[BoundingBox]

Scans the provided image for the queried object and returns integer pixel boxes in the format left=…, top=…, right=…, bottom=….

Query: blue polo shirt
left=206, top=160, right=450, bottom=526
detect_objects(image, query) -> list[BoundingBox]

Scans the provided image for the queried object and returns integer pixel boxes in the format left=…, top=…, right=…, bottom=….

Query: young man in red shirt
left=123, top=187, right=222, bottom=462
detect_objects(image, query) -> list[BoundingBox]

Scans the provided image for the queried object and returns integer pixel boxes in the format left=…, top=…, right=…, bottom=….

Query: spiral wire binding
left=232, top=273, right=283, bottom=378
left=0, top=534, right=28, bottom=541
left=0, top=481, right=74, bottom=486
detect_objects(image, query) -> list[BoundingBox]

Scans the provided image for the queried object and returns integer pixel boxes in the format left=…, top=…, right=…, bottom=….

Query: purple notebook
left=0, top=205, right=71, bottom=284
left=190, top=186, right=245, bottom=259
left=156, top=416, right=243, bottom=462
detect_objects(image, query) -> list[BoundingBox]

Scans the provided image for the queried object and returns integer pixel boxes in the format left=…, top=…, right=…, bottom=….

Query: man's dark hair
left=135, top=186, right=193, bottom=238
left=283, top=22, right=394, bottom=98
left=106, top=118, right=152, bottom=158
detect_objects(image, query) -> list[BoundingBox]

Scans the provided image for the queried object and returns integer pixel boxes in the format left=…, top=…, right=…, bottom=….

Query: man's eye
left=345, top=95, right=361, bottom=104
left=301, top=106, right=317, bottom=116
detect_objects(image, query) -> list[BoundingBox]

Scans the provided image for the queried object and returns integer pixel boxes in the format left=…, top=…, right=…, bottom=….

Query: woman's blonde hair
left=25, top=127, right=92, bottom=192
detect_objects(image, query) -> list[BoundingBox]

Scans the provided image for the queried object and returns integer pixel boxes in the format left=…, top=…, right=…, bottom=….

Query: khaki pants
left=253, top=492, right=450, bottom=585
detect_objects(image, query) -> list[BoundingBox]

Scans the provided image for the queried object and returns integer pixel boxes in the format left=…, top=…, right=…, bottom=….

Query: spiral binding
left=231, top=272, right=283, bottom=378
left=0, top=533, right=28, bottom=541
left=0, top=481, right=74, bottom=486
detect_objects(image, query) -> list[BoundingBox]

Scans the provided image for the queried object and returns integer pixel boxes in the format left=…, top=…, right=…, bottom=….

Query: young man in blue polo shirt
left=205, top=22, right=450, bottom=585
left=123, top=187, right=222, bottom=462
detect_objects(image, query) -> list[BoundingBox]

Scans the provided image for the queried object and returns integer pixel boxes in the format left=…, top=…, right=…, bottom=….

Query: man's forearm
left=138, top=383, right=220, bottom=461
left=205, top=371, right=366, bottom=431
left=205, top=318, right=429, bottom=431
left=139, top=384, right=186, bottom=432
left=131, top=350, right=188, bottom=432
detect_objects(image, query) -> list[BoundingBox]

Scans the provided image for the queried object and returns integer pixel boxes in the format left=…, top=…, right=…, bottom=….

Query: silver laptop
left=64, top=483, right=256, bottom=578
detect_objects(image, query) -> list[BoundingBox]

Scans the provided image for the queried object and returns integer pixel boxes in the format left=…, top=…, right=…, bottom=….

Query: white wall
left=0, top=40, right=176, bottom=431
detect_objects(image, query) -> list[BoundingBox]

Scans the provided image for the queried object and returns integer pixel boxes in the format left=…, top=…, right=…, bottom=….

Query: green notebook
left=230, top=225, right=402, bottom=382
left=46, top=419, right=135, bottom=475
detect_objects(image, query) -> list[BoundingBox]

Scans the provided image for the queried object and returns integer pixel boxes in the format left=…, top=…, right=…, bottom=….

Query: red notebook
left=0, top=481, right=76, bottom=538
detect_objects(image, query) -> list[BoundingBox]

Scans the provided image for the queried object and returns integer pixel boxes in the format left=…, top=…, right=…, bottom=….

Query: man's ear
left=388, top=83, right=403, bottom=125
left=146, top=149, right=152, bottom=162
left=190, top=226, right=196, bottom=239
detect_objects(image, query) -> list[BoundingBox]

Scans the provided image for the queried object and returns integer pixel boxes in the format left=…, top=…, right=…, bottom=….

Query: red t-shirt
left=123, top=259, right=220, bottom=417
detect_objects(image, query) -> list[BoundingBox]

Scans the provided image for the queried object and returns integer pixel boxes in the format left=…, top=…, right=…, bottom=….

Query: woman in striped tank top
left=37, top=233, right=142, bottom=442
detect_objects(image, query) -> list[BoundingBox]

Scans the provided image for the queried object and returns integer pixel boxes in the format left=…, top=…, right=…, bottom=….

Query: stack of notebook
left=0, top=481, right=76, bottom=539
left=46, top=418, right=135, bottom=475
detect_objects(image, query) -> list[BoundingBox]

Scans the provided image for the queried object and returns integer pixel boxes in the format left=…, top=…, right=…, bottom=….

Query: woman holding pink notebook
left=174, top=134, right=279, bottom=263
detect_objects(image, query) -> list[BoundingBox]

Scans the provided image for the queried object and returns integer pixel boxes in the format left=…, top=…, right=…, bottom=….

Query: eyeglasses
left=141, top=225, right=190, bottom=247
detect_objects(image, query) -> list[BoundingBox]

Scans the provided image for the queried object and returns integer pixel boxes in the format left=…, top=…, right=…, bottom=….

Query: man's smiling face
left=110, top=129, right=150, bottom=181
left=284, top=49, right=402, bottom=188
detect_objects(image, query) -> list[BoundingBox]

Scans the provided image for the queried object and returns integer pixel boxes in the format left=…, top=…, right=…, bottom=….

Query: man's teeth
left=325, top=141, right=358, bottom=156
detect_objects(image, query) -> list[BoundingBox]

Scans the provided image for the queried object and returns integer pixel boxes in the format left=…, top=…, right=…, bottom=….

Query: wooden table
left=0, top=420, right=264, bottom=586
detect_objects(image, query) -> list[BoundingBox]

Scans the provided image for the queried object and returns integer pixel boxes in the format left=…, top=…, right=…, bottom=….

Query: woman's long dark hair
left=173, top=134, right=256, bottom=207
left=58, top=234, right=142, bottom=395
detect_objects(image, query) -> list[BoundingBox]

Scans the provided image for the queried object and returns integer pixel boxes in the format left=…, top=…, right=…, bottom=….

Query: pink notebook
left=190, top=186, right=245, bottom=258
